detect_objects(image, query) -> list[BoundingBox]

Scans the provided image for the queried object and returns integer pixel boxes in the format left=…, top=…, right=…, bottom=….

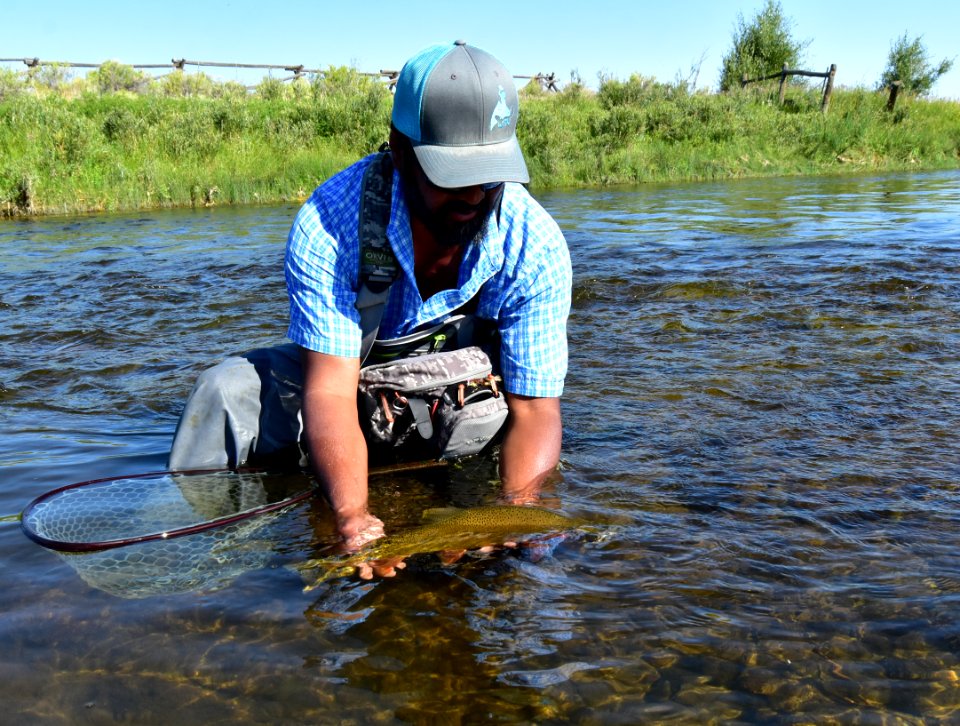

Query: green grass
left=1, top=67, right=958, bottom=216
left=516, top=77, right=960, bottom=187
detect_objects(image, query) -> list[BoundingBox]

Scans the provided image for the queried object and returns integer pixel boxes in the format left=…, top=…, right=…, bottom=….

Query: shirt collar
left=386, top=173, right=505, bottom=308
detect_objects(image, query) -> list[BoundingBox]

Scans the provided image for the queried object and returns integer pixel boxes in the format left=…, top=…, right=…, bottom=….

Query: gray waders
left=168, top=344, right=307, bottom=470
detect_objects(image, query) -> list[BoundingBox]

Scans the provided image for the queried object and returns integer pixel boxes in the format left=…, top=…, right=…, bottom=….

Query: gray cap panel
left=419, top=45, right=518, bottom=148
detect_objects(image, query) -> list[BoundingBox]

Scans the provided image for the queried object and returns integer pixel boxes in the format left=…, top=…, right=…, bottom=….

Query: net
left=21, top=469, right=313, bottom=552
left=19, top=469, right=313, bottom=598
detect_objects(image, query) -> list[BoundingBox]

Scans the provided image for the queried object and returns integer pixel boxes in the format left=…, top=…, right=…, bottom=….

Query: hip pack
left=353, top=150, right=508, bottom=460
left=358, top=346, right=508, bottom=459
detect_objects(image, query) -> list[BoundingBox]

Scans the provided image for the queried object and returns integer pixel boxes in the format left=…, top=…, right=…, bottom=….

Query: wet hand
left=437, top=541, right=518, bottom=566
left=336, top=512, right=408, bottom=580
left=337, top=511, right=385, bottom=551
left=438, top=533, right=565, bottom=566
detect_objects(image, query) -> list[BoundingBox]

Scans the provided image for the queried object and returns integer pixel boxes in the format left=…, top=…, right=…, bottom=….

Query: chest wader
left=167, top=150, right=507, bottom=472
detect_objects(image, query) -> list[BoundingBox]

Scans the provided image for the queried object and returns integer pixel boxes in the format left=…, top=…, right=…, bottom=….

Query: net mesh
left=55, top=515, right=279, bottom=598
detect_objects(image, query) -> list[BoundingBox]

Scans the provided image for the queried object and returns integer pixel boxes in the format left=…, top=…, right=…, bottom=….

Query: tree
left=878, top=33, right=954, bottom=96
left=719, top=0, right=809, bottom=91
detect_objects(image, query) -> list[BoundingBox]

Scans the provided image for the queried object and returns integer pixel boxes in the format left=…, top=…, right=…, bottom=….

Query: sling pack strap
left=357, top=148, right=399, bottom=364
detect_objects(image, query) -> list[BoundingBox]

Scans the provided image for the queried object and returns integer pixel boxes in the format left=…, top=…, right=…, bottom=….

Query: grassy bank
left=1, top=68, right=959, bottom=217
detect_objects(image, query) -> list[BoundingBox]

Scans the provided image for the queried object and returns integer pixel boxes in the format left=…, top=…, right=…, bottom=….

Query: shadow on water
left=1, top=172, right=960, bottom=722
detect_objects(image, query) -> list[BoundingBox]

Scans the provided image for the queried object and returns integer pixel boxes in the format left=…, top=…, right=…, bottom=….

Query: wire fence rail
left=0, top=57, right=561, bottom=92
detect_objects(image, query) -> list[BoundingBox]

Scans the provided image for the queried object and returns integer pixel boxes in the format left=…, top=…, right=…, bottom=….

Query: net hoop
left=20, top=468, right=314, bottom=553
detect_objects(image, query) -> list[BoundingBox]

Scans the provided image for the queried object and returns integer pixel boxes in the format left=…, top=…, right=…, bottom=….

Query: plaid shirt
left=285, top=154, right=571, bottom=397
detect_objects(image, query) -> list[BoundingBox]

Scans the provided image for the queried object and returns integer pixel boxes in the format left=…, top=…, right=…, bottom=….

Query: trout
left=298, top=504, right=581, bottom=590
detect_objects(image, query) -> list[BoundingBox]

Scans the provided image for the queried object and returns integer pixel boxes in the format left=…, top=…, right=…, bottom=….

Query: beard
left=401, top=176, right=501, bottom=249
left=433, top=199, right=493, bottom=248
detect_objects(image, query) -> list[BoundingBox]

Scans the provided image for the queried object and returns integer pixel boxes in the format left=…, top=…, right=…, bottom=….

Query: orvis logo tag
left=489, top=85, right=512, bottom=131
left=363, top=249, right=395, bottom=267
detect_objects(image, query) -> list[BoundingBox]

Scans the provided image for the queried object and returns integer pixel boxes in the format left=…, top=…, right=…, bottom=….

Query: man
left=169, top=41, right=571, bottom=572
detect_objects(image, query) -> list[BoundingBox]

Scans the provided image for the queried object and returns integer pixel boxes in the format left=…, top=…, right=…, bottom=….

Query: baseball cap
left=392, top=40, right=530, bottom=188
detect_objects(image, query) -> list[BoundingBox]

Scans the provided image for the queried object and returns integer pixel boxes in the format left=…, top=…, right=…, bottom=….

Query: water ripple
left=2, top=172, right=960, bottom=722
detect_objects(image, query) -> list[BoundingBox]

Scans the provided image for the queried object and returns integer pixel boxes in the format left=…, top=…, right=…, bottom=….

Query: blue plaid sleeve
left=284, top=165, right=365, bottom=357
left=491, top=193, right=571, bottom=398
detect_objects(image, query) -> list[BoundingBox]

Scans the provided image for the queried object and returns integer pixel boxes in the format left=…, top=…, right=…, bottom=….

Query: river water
left=1, top=170, right=959, bottom=723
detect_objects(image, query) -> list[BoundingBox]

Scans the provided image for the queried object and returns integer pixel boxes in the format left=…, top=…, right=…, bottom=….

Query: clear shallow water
left=1, top=171, right=959, bottom=723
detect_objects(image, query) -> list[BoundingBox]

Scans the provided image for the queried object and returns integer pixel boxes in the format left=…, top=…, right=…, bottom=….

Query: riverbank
left=2, top=69, right=958, bottom=217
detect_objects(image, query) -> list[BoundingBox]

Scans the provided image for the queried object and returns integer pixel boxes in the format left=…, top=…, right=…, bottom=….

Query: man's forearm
left=301, top=389, right=369, bottom=519
left=298, top=348, right=381, bottom=546
left=498, top=395, right=562, bottom=502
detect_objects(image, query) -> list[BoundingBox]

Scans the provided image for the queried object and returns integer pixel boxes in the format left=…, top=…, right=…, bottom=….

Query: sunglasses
left=426, top=175, right=504, bottom=194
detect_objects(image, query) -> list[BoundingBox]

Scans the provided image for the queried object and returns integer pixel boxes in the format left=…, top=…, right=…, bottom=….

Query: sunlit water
left=1, top=171, right=959, bottom=723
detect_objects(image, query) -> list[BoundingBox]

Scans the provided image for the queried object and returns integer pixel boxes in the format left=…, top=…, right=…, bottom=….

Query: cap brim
left=412, top=136, right=530, bottom=188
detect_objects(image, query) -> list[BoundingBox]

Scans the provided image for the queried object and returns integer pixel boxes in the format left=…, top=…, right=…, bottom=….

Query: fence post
left=820, top=63, right=837, bottom=113
left=887, top=80, right=903, bottom=111
left=778, top=63, right=789, bottom=105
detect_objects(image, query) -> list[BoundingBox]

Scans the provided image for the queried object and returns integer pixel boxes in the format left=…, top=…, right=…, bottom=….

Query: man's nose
left=450, top=185, right=485, bottom=205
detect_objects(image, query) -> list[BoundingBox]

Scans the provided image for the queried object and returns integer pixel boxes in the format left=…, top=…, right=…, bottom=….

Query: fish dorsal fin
left=420, top=507, right=461, bottom=523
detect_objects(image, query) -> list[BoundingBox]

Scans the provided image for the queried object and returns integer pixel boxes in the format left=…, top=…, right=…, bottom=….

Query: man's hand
left=335, top=510, right=406, bottom=580
left=337, top=511, right=385, bottom=551
left=429, top=396, right=563, bottom=570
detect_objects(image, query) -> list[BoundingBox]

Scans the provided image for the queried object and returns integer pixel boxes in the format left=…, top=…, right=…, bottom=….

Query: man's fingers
left=355, top=557, right=406, bottom=579
left=520, top=532, right=566, bottom=562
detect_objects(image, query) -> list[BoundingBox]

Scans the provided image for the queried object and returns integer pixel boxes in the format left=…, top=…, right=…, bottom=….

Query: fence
left=0, top=57, right=561, bottom=92
left=886, top=81, right=904, bottom=111
left=741, top=63, right=837, bottom=112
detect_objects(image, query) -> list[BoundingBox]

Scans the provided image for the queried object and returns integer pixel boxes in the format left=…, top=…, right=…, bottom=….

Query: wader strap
left=357, top=149, right=399, bottom=364
left=407, top=397, right=435, bottom=439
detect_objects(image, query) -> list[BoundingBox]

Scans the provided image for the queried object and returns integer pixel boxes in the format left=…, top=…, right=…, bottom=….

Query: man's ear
left=388, top=126, right=405, bottom=172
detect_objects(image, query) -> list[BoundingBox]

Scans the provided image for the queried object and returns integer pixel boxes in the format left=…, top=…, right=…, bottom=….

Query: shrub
left=26, top=63, right=73, bottom=93
left=597, top=74, right=686, bottom=108
left=88, top=61, right=148, bottom=95
left=877, top=33, right=955, bottom=96
left=156, top=70, right=218, bottom=98
left=0, top=68, right=25, bottom=100
left=256, top=76, right=287, bottom=101
left=719, top=0, right=810, bottom=91
left=309, top=67, right=392, bottom=153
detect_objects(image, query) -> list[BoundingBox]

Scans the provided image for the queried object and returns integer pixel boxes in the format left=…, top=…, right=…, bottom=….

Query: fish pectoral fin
left=302, top=564, right=356, bottom=592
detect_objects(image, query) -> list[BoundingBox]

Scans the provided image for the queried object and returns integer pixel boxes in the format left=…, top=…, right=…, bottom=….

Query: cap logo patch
left=489, top=85, right=512, bottom=131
